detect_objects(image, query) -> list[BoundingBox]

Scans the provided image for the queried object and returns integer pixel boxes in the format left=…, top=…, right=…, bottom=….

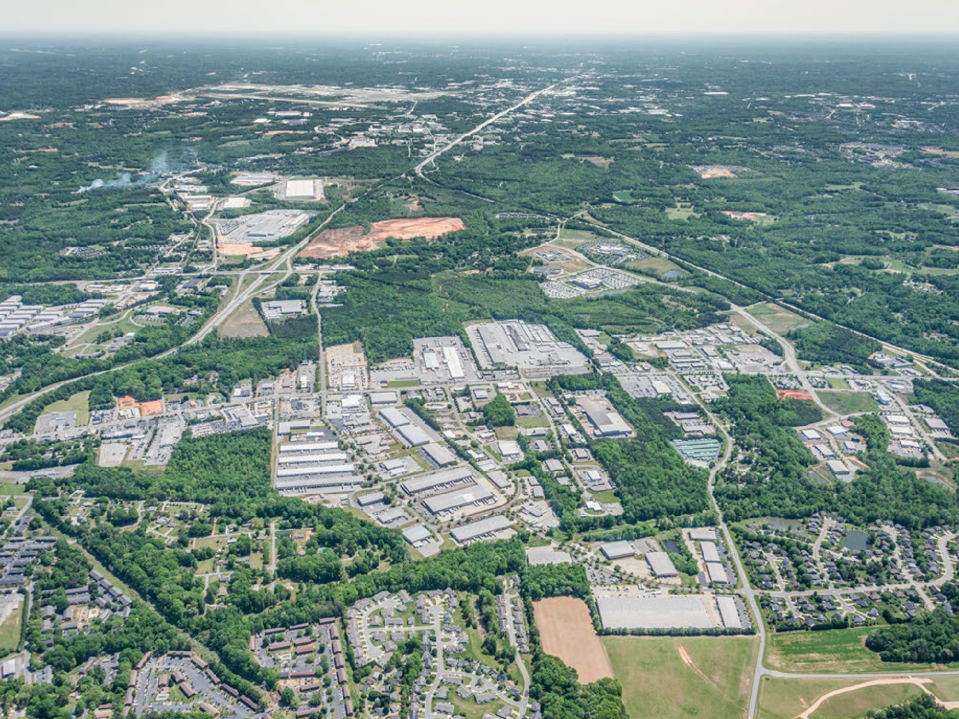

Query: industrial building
left=600, top=541, right=636, bottom=560
left=646, top=551, right=678, bottom=578
left=261, top=300, right=306, bottom=321
left=413, top=337, right=479, bottom=383
left=705, top=562, right=730, bottom=585
left=465, top=320, right=589, bottom=376
left=449, top=515, right=513, bottom=545
left=400, top=466, right=475, bottom=497
left=596, top=595, right=718, bottom=630
left=576, top=396, right=633, bottom=438
left=423, top=486, right=494, bottom=516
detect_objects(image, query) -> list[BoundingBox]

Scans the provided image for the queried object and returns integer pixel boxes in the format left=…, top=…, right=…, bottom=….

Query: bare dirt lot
left=533, top=597, right=613, bottom=683
left=299, top=217, right=465, bottom=258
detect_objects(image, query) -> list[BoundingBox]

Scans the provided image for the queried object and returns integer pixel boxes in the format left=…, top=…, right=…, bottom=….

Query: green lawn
left=42, top=390, right=91, bottom=426
left=759, top=676, right=923, bottom=719
left=765, top=627, right=957, bottom=674
left=748, top=303, right=813, bottom=335
left=0, top=598, right=23, bottom=652
left=603, top=635, right=759, bottom=719
left=819, top=391, right=880, bottom=415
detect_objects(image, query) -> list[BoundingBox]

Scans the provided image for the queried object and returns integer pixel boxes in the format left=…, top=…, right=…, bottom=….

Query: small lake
left=843, top=530, right=870, bottom=551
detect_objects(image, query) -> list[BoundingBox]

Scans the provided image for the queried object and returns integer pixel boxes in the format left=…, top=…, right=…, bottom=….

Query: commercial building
left=596, top=595, right=716, bottom=630
left=423, top=486, right=494, bottom=516
left=466, top=320, right=589, bottom=376
left=400, top=467, right=475, bottom=497
left=646, top=552, right=678, bottom=578
left=449, top=515, right=513, bottom=545
left=600, top=541, right=636, bottom=560
left=576, top=396, right=633, bottom=438
left=705, top=562, right=730, bottom=585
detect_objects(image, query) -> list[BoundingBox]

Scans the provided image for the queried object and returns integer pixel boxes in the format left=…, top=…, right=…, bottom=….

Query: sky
left=6, top=0, right=959, bottom=36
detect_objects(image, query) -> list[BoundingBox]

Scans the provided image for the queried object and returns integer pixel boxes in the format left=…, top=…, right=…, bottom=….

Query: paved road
left=413, top=75, right=582, bottom=177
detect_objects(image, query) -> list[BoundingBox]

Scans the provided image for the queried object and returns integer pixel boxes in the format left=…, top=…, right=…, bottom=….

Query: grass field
left=558, top=228, right=603, bottom=242
left=627, top=256, right=686, bottom=278
left=665, top=203, right=699, bottom=221
left=0, top=597, right=22, bottom=652
left=749, top=303, right=813, bottom=335
left=765, top=628, right=957, bottom=674
left=759, top=676, right=925, bottom=719
left=604, top=635, right=759, bottom=719
left=42, top=390, right=91, bottom=426
left=819, top=391, right=880, bottom=415
left=218, top=300, right=268, bottom=338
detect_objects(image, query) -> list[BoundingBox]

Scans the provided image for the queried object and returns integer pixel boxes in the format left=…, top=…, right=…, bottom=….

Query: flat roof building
left=600, top=541, right=635, bottom=560
left=423, top=486, right=494, bottom=516
left=646, top=551, right=678, bottom=578
left=449, top=515, right=513, bottom=544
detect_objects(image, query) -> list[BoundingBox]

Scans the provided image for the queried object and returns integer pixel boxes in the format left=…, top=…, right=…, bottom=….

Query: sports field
left=604, top=635, right=759, bottom=719
left=533, top=597, right=612, bottom=683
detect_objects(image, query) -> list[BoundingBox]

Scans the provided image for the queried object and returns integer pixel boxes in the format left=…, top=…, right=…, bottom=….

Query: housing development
left=1, top=33, right=959, bottom=719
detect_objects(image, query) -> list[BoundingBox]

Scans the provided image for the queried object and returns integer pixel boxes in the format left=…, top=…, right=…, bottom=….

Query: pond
left=843, top=530, right=870, bottom=551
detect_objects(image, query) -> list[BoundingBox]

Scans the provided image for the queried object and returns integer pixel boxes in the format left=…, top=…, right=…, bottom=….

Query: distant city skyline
left=6, top=0, right=959, bottom=36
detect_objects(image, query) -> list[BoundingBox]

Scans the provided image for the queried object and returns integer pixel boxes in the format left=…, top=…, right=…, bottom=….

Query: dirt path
left=676, top=641, right=720, bottom=691
left=796, top=677, right=934, bottom=718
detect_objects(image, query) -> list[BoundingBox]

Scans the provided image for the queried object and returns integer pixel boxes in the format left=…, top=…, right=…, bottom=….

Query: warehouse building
left=705, top=561, right=730, bottom=585
left=646, top=551, right=678, bottom=578
left=600, top=541, right=636, bottom=560
left=401, top=467, right=475, bottom=497
left=423, top=486, right=494, bottom=516
left=577, top=396, right=633, bottom=438
left=449, top=515, right=513, bottom=545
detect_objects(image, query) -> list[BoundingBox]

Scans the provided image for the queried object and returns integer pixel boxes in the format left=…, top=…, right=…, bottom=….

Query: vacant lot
left=765, top=627, right=955, bottom=674
left=299, top=217, right=464, bottom=258
left=218, top=300, right=269, bottom=339
left=42, top=390, right=91, bottom=426
left=0, top=595, right=22, bottom=652
left=604, top=635, right=758, bottom=719
left=533, top=597, right=612, bottom=683
left=750, top=302, right=813, bottom=334
left=820, top=391, right=880, bottom=415
left=759, top=676, right=928, bottom=719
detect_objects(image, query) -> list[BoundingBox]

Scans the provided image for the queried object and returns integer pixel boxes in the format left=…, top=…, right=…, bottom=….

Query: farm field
left=533, top=597, right=612, bottom=683
left=604, top=635, right=759, bottom=719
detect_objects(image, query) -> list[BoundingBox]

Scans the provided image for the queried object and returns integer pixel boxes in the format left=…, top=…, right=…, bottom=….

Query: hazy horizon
left=7, top=0, right=959, bottom=37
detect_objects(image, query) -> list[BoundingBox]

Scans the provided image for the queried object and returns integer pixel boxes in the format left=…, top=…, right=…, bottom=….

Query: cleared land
left=604, top=635, right=759, bottom=719
left=299, top=217, right=464, bottom=258
left=749, top=303, right=813, bottom=335
left=759, top=676, right=928, bottom=719
left=0, top=595, right=22, bottom=652
left=533, top=597, right=612, bottom=683
left=42, top=390, right=91, bottom=426
left=218, top=300, right=269, bottom=339
left=765, top=627, right=956, bottom=674
left=820, top=391, right=880, bottom=415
